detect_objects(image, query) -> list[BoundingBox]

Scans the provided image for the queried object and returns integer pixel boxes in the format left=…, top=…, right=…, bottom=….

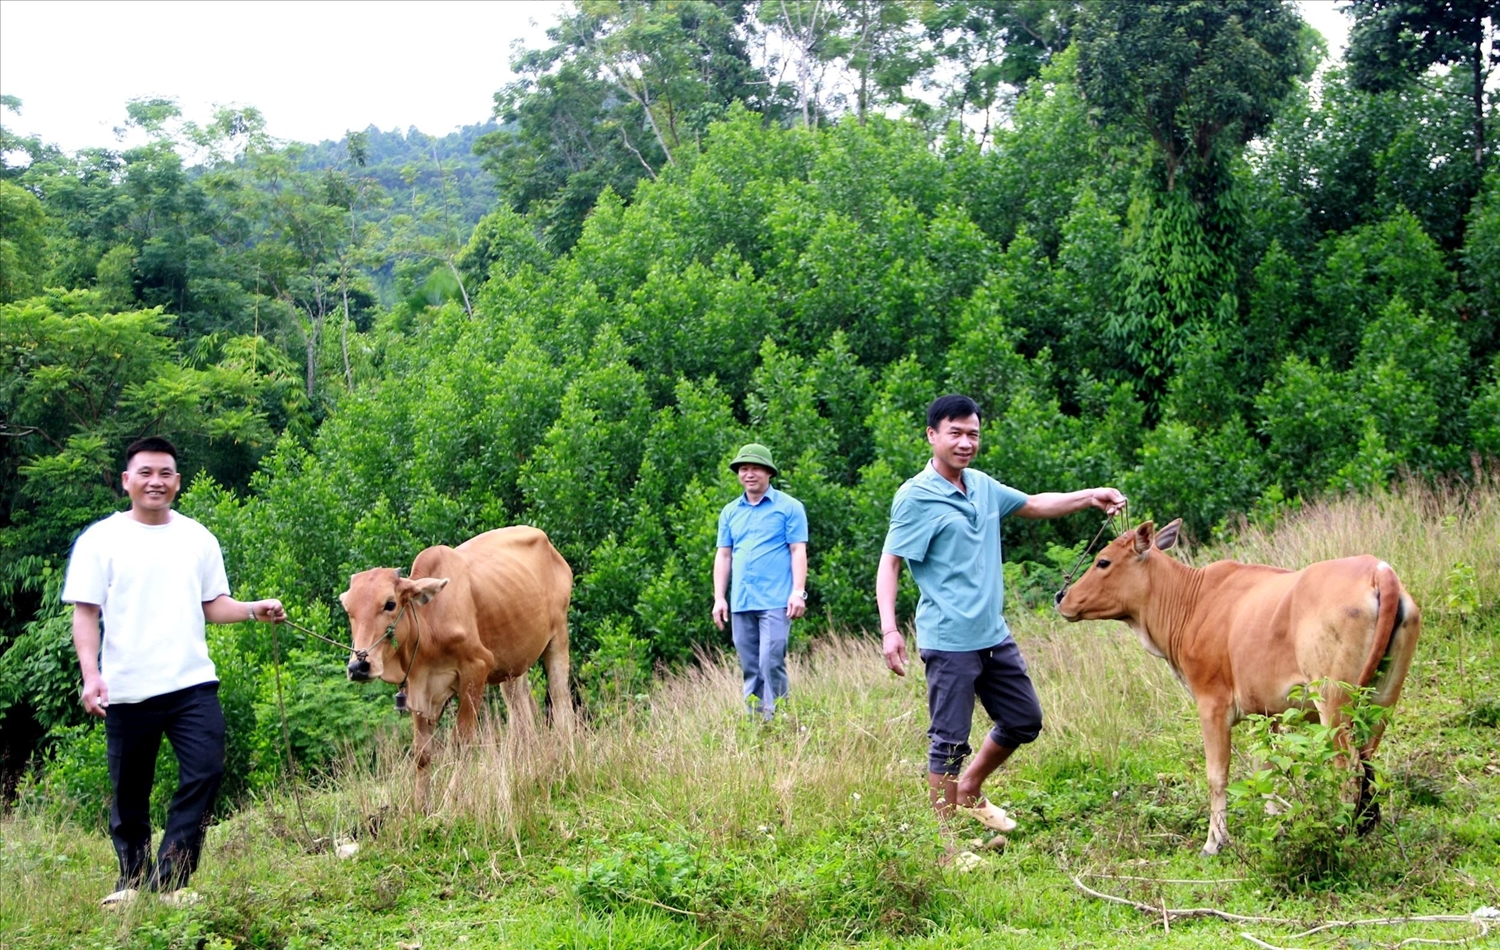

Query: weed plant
left=3, top=477, right=1497, bottom=948
left=1228, top=682, right=1392, bottom=890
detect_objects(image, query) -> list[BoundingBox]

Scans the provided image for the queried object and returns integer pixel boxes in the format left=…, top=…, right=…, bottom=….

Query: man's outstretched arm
left=1016, top=487, right=1126, bottom=520
left=203, top=594, right=286, bottom=624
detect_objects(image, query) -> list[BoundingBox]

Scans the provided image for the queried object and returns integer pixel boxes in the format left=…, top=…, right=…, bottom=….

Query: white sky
left=0, top=0, right=567, bottom=152
left=1, top=0, right=1350, bottom=155
left=1298, top=0, right=1352, bottom=67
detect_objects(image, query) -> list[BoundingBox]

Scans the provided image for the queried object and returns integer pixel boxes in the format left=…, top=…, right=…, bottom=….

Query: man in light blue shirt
left=713, top=443, right=809, bottom=719
left=876, top=395, right=1125, bottom=838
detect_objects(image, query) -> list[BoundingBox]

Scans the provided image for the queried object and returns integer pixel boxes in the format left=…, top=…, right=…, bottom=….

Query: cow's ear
left=1132, top=521, right=1155, bottom=555
left=406, top=577, right=449, bottom=605
left=338, top=590, right=350, bottom=611
left=1155, top=519, right=1182, bottom=551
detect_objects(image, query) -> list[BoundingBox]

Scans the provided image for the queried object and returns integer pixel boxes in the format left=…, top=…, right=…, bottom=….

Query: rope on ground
left=1245, top=914, right=1493, bottom=949
left=1070, top=875, right=1492, bottom=948
left=1070, top=875, right=1286, bottom=924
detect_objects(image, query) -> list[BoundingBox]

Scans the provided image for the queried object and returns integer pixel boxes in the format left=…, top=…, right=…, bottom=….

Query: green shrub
left=574, top=617, right=652, bottom=712
left=250, top=646, right=399, bottom=788
left=1228, top=681, right=1391, bottom=890
left=26, top=721, right=177, bottom=834
left=554, top=812, right=945, bottom=948
left=1124, top=415, right=1267, bottom=540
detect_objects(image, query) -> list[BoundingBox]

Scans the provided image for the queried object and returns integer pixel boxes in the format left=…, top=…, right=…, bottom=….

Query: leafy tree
left=1, top=95, right=53, bottom=179
left=1462, top=171, right=1500, bottom=360
left=0, top=180, right=46, bottom=303
left=1345, top=0, right=1498, bottom=171
left=1470, top=355, right=1500, bottom=458
left=479, top=1, right=780, bottom=252
left=835, top=0, right=928, bottom=126
left=1075, top=0, right=1308, bottom=398
left=1075, top=0, right=1308, bottom=196
left=921, top=1, right=1080, bottom=142
left=1255, top=65, right=1485, bottom=255
left=977, top=48, right=1126, bottom=255
left=757, top=0, right=846, bottom=128
left=1310, top=209, right=1456, bottom=365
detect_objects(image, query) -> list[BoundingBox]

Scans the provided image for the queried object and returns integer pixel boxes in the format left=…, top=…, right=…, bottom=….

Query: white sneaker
left=160, top=888, right=202, bottom=906
left=100, top=888, right=138, bottom=908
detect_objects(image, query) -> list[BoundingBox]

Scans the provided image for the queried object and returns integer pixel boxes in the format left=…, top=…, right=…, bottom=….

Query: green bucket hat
left=729, top=443, right=778, bottom=477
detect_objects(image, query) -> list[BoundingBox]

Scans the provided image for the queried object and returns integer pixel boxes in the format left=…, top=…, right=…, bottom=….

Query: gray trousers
left=730, top=610, right=790, bottom=718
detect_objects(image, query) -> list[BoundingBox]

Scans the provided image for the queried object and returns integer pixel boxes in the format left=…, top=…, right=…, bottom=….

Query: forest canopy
left=2, top=1, right=1496, bottom=806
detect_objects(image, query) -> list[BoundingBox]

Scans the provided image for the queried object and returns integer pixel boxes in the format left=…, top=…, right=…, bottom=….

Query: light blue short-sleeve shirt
left=882, top=463, right=1028, bottom=652
left=717, top=486, right=809, bottom=612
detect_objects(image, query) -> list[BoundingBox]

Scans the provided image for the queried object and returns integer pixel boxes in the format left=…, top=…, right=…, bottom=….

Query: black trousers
left=104, top=681, right=225, bottom=890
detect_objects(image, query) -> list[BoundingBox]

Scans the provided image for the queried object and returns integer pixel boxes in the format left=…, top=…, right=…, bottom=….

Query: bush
left=25, top=720, right=177, bottom=834
left=573, top=617, right=652, bottom=712
left=250, top=646, right=400, bottom=788
left=554, top=812, right=946, bottom=948
left=1228, top=681, right=1391, bottom=891
left=1124, top=415, right=1266, bottom=540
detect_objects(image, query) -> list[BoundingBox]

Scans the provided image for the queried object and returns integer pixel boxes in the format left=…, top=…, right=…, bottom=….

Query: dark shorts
left=919, top=639, right=1043, bottom=775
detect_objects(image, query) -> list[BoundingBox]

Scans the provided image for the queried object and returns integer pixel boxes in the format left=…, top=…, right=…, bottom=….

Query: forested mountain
left=296, top=122, right=500, bottom=275
left=2, top=0, right=1496, bottom=805
left=297, top=123, right=498, bottom=223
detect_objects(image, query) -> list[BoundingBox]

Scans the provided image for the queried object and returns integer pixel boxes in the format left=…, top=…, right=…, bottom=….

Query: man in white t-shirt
left=62, top=436, right=286, bottom=904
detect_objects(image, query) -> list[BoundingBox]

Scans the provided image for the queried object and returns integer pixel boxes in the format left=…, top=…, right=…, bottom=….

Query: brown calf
left=1056, top=519, right=1419, bottom=855
left=341, top=526, right=574, bottom=806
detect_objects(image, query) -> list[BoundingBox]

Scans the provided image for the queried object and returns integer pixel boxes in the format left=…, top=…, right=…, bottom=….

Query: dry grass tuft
left=1211, top=471, right=1500, bottom=609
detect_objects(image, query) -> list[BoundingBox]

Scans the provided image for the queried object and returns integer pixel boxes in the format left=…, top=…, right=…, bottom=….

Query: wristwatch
left=791, top=590, right=807, bottom=600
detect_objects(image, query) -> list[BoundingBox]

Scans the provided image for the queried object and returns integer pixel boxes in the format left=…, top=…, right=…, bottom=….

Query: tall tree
left=1076, top=1, right=1307, bottom=196
left=759, top=0, right=844, bottom=128
left=0, top=180, right=47, bottom=303
left=478, top=1, right=778, bottom=252
left=837, top=0, right=927, bottom=126
left=922, top=1, right=1079, bottom=143
left=1345, top=0, right=1498, bottom=171
left=1075, top=0, right=1308, bottom=398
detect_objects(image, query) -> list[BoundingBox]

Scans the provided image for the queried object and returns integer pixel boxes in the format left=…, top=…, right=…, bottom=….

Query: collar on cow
left=389, top=600, right=426, bottom=710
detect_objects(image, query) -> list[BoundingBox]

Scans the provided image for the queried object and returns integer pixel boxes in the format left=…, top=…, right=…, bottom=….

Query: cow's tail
left=1358, top=561, right=1401, bottom=688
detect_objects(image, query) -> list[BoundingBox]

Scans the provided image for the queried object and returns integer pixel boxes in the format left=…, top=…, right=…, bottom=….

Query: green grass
left=4, top=478, right=1498, bottom=949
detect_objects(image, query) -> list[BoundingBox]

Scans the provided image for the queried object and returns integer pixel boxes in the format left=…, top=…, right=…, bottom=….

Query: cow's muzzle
left=347, top=656, right=372, bottom=681
left=1054, top=587, right=1068, bottom=608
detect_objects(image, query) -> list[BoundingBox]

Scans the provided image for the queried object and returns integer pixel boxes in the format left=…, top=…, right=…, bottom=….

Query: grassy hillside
left=4, top=478, right=1497, bottom=949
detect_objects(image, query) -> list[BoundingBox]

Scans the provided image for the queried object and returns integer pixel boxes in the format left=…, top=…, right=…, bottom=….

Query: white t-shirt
left=61, top=510, right=230, bottom=704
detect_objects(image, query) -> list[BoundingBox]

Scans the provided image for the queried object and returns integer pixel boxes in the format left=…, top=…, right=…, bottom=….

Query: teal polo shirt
left=717, top=486, right=809, bottom=612
left=883, top=462, right=1028, bottom=652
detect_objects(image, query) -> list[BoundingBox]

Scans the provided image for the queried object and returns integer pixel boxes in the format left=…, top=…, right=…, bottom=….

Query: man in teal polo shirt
left=713, top=443, right=809, bottom=719
left=875, top=395, right=1124, bottom=837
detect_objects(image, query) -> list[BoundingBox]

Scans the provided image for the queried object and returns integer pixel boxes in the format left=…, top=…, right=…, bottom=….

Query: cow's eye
left=383, top=600, right=397, bottom=612
left=1095, top=558, right=1111, bottom=570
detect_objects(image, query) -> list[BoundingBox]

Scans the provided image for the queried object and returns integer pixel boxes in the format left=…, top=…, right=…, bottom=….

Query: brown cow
left=341, top=526, right=574, bottom=806
left=1055, top=519, right=1419, bottom=856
